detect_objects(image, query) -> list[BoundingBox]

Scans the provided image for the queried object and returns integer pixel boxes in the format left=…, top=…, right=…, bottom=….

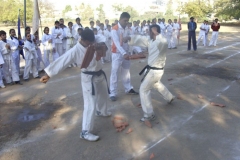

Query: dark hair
left=0, top=30, right=6, bottom=36
left=190, top=17, right=194, bottom=19
left=43, top=27, right=49, bottom=33
left=107, top=25, right=111, bottom=28
left=85, top=27, right=90, bottom=29
left=55, top=21, right=60, bottom=24
left=9, top=29, right=15, bottom=34
left=90, top=21, right=94, bottom=24
left=76, top=17, right=80, bottom=21
left=100, top=23, right=104, bottom=26
left=68, top=22, right=73, bottom=25
left=120, top=12, right=130, bottom=19
left=78, top=28, right=83, bottom=31
left=59, top=18, right=64, bottom=21
left=93, top=28, right=98, bottom=31
left=81, top=29, right=95, bottom=42
left=150, top=24, right=160, bottom=34
left=25, top=26, right=30, bottom=31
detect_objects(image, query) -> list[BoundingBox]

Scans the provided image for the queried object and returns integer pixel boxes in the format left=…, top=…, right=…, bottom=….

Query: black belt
left=139, top=65, right=164, bottom=82
left=82, top=70, right=110, bottom=95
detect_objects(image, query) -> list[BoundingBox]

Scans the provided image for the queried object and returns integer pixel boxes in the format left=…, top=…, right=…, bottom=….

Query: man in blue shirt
left=187, top=17, right=197, bottom=51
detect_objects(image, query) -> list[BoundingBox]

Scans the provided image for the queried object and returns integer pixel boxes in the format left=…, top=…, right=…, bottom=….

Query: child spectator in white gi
left=172, top=19, right=180, bottom=48
left=51, top=21, right=64, bottom=56
left=34, top=31, right=45, bottom=71
left=197, top=20, right=206, bottom=46
left=42, top=27, right=57, bottom=67
left=7, top=29, right=21, bottom=75
left=89, top=21, right=95, bottom=30
left=0, top=30, right=22, bottom=85
left=166, top=19, right=176, bottom=49
left=0, top=50, right=5, bottom=88
left=23, top=33, right=40, bottom=80
left=204, top=21, right=210, bottom=46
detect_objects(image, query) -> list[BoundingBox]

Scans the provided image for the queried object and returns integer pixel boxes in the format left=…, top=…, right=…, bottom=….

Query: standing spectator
left=209, top=19, right=220, bottom=47
left=187, top=17, right=197, bottom=51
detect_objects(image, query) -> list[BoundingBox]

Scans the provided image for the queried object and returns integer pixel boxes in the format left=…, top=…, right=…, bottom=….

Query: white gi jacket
left=42, top=33, right=55, bottom=51
left=24, top=40, right=37, bottom=60
left=45, top=35, right=106, bottom=77
left=129, top=34, right=167, bottom=68
left=0, top=40, right=11, bottom=61
left=51, top=27, right=64, bottom=44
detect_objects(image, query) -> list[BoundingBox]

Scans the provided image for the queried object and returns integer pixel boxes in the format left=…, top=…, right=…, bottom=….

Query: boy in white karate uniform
left=172, top=19, right=180, bottom=48
left=129, top=24, right=175, bottom=122
left=166, top=19, right=175, bottom=49
left=204, top=21, right=210, bottom=46
left=197, top=20, right=206, bottom=46
left=51, top=21, right=64, bottom=56
left=0, top=30, right=21, bottom=85
left=42, top=27, right=57, bottom=67
left=0, top=50, right=5, bottom=88
left=40, top=30, right=111, bottom=142
left=23, top=33, right=39, bottom=80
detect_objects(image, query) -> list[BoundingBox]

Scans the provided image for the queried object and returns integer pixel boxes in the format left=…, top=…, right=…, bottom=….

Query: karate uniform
left=110, top=23, right=135, bottom=97
left=23, top=40, right=39, bottom=79
left=105, top=30, right=112, bottom=62
left=51, top=27, right=64, bottom=56
left=205, top=24, right=210, bottom=46
left=66, top=27, right=75, bottom=51
left=0, top=40, right=20, bottom=83
left=7, top=36, right=20, bottom=74
left=42, top=33, right=57, bottom=67
left=35, top=39, right=45, bottom=71
left=160, top=22, right=166, bottom=37
left=0, top=51, right=5, bottom=87
left=166, top=23, right=175, bottom=49
left=98, top=29, right=111, bottom=62
left=44, top=35, right=110, bottom=134
left=172, top=22, right=180, bottom=47
left=129, top=26, right=143, bottom=54
left=197, top=23, right=206, bottom=46
left=62, top=27, right=68, bottom=54
left=129, top=34, right=174, bottom=117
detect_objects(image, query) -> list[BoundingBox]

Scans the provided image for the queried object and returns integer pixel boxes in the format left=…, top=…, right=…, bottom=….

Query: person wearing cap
left=209, top=19, right=220, bottom=47
left=187, top=17, right=197, bottom=51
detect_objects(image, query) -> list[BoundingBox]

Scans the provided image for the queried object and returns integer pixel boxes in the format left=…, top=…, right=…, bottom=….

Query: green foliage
left=96, top=4, right=106, bottom=22
left=62, top=5, right=72, bottom=16
left=214, top=0, right=240, bottom=19
left=179, top=0, right=212, bottom=19
left=111, top=4, right=139, bottom=21
left=75, top=3, right=94, bottom=21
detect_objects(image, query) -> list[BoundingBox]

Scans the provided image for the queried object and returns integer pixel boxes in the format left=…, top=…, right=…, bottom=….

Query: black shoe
left=15, top=81, right=23, bottom=85
left=34, top=76, right=41, bottom=79
left=127, top=89, right=139, bottom=95
left=7, top=82, right=14, bottom=85
left=24, top=79, right=29, bottom=81
left=110, top=96, right=117, bottom=101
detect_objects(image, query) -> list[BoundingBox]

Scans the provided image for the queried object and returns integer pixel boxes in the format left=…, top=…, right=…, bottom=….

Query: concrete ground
left=0, top=26, right=240, bottom=160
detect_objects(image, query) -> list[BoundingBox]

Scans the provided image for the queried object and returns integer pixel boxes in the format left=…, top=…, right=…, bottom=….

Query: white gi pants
left=197, top=31, right=206, bottom=46
left=44, top=49, right=59, bottom=67
left=209, top=31, right=219, bottom=46
left=173, top=30, right=179, bottom=47
left=55, top=43, right=63, bottom=56
left=81, top=73, right=109, bottom=132
left=36, top=48, right=45, bottom=71
left=23, top=59, right=38, bottom=79
left=62, top=39, right=67, bottom=54
left=3, top=59, right=20, bottom=83
left=110, top=53, right=133, bottom=97
left=12, top=50, right=20, bottom=74
left=104, top=41, right=112, bottom=62
left=140, top=69, right=174, bottom=117
left=204, top=34, right=209, bottom=46
left=166, top=34, right=175, bottom=48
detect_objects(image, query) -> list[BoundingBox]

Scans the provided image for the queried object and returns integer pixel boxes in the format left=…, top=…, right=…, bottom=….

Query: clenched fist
left=40, top=75, right=50, bottom=83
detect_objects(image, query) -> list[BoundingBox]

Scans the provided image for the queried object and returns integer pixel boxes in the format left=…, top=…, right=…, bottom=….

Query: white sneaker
left=140, top=114, right=156, bottom=122
left=0, top=85, right=6, bottom=88
left=80, top=132, right=99, bottom=142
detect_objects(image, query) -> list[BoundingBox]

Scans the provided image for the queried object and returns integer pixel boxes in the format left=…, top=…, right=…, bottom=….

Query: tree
left=123, top=6, right=139, bottom=21
left=38, top=0, right=55, bottom=19
left=214, top=0, right=240, bottom=20
left=75, top=3, right=94, bottom=21
left=62, top=5, right=72, bottom=16
left=112, top=3, right=124, bottom=12
left=179, top=0, right=212, bottom=20
left=0, top=0, right=33, bottom=24
left=96, top=4, right=105, bottom=22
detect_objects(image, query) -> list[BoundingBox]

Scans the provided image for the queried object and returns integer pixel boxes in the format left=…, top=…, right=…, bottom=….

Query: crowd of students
left=0, top=16, right=220, bottom=89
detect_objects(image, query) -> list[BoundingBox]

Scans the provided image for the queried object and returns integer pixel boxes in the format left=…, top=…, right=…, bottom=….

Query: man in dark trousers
left=187, top=17, right=197, bottom=51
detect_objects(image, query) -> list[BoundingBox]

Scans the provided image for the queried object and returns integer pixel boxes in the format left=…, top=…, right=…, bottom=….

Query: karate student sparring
left=40, top=29, right=111, bottom=142
left=129, top=24, right=175, bottom=122
left=109, top=12, right=139, bottom=102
